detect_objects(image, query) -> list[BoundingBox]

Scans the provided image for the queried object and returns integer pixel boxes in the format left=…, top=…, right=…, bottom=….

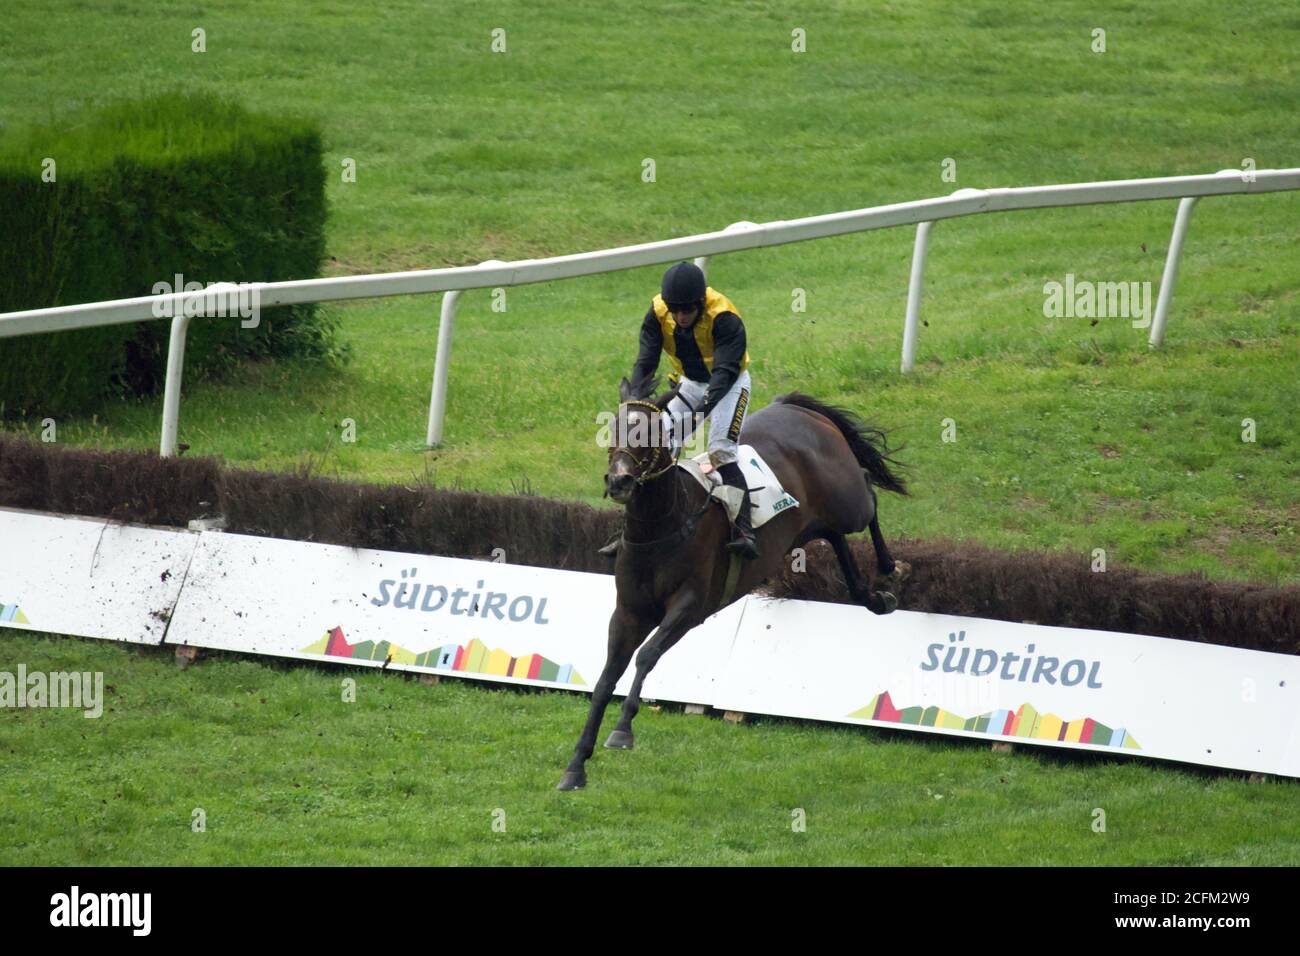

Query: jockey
left=601, top=261, right=759, bottom=560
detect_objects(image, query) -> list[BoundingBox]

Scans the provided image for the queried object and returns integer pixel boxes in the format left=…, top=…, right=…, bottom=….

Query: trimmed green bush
left=0, top=92, right=337, bottom=418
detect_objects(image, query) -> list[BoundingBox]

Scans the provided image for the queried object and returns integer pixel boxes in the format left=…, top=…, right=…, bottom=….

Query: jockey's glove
left=664, top=395, right=697, bottom=450
left=658, top=410, right=680, bottom=454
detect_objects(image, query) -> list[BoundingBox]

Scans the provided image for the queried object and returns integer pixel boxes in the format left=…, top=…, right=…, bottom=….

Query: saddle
left=675, top=446, right=799, bottom=528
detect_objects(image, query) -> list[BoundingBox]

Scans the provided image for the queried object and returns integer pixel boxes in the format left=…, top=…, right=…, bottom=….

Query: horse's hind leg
left=827, top=532, right=897, bottom=615
left=866, top=490, right=910, bottom=587
left=558, top=607, right=652, bottom=791
left=866, top=491, right=896, bottom=577
left=868, top=489, right=909, bottom=587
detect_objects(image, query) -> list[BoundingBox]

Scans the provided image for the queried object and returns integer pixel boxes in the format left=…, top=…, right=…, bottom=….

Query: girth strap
left=720, top=551, right=743, bottom=606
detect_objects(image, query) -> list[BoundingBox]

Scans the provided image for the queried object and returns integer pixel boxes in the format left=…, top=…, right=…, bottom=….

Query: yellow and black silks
left=651, top=288, right=751, bottom=385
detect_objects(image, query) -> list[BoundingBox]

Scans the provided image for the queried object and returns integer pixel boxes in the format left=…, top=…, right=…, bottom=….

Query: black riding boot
left=717, top=462, right=759, bottom=560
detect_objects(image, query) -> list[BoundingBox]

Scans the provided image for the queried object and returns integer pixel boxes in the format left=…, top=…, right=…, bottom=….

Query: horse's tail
left=772, top=392, right=909, bottom=496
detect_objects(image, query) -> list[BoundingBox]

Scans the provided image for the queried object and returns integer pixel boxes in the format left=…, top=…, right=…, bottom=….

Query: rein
left=613, top=399, right=713, bottom=553
left=619, top=476, right=715, bottom=552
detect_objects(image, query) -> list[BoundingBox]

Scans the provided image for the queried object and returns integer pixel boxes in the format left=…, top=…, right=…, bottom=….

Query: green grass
left=1, top=0, right=1296, bottom=582
left=1, top=0, right=1298, bottom=864
left=4, top=631, right=1298, bottom=866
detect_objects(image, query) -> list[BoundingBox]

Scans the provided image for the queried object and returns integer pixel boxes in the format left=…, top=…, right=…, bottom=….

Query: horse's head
left=604, top=375, right=677, bottom=504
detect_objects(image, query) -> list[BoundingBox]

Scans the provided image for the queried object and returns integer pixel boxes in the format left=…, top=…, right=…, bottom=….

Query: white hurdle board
left=716, top=597, right=1300, bottom=779
left=161, top=529, right=738, bottom=706
left=4, top=508, right=1298, bottom=778
left=0, top=507, right=197, bottom=644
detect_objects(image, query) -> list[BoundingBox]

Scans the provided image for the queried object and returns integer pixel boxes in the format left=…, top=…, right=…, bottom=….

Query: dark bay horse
left=557, top=378, right=909, bottom=791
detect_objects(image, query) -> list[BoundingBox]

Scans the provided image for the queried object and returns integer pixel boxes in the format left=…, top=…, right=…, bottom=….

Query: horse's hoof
left=604, top=729, right=635, bottom=749
left=886, top=561, right=911, bottom=585
left=556, top=770, right=587, bottom=791
left=874, top=591, right=899, bottom=615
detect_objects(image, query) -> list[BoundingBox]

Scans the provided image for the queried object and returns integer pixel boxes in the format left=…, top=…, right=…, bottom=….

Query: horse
left=557, top=376, right=909, bottom=791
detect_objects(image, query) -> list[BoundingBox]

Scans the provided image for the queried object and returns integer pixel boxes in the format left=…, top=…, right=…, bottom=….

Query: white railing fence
left=0, top=168, right=1295, bottom=456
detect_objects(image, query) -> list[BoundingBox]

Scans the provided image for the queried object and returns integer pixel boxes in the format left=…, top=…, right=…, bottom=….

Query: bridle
left=607, top=399, right=714, bottom=553
left=611, top=399, right=680, bottom=484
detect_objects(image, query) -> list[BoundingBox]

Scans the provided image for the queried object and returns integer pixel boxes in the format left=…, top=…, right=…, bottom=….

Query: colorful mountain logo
left=0, top=602, right=30, bottom=625
left=302, top=626, right=585, bottom=686
left=850, top=690, right=1140, bottom=750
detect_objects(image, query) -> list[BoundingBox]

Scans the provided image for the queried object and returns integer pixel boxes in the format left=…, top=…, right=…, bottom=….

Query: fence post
left=159, top=312, right=194, bottom=457
left=427, top=261, right=505, bottom=448
left=1148, top=196, right=1200, bottom=349
left=426, top=289, right=463, bottom=448
left=900, top=220, right=934, bottom=373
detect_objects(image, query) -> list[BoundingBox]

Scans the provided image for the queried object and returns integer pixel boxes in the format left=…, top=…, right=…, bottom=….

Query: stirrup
left=726, top=531, right=759, bottom=560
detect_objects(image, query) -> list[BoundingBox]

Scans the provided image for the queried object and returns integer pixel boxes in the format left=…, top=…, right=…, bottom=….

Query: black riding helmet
left=661, top=261, right=706, bottom=311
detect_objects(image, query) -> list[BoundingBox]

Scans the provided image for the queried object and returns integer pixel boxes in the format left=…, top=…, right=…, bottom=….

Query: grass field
left=1, top=0, right=1298, bottom=865
left=4, top=630, right=1299, bottom=866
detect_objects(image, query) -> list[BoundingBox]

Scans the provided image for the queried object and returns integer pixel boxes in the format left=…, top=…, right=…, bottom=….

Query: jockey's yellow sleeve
left=631, top=288, right=750, bottom=416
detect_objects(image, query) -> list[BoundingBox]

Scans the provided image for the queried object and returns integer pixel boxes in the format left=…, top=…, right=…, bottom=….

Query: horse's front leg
left=557, top=605, right=653, bottom=791
left=606, top=588, right=702, bottom=749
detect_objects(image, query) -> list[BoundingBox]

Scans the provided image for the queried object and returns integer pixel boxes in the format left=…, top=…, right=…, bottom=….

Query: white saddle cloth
left=676, top=445, right=800, bottom=528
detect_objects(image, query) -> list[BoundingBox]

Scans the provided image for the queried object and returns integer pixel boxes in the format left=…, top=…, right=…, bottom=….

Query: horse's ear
left=618, top=377, right=633, bottom=402
left=627, top=371, right=660, bottom=401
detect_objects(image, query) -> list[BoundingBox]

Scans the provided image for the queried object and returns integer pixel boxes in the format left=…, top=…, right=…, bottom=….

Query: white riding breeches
left=668, top=370, right=752, bottom=468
